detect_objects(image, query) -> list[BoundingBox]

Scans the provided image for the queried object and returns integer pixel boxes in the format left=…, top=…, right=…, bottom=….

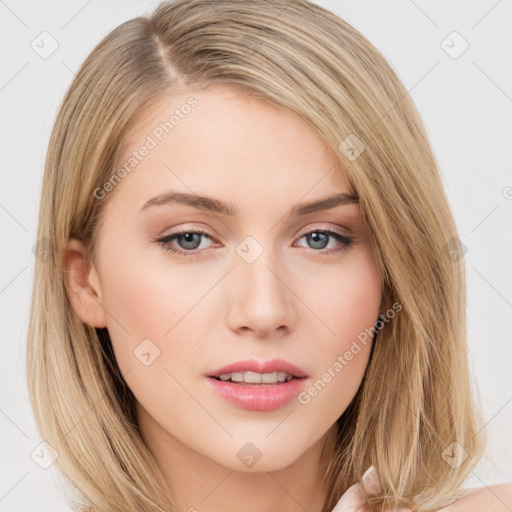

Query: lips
left=205, top=358, right=309, bottom=411
left=206, top=358, right=308, bottom=379
left=206, top=375, right=307, bottom=411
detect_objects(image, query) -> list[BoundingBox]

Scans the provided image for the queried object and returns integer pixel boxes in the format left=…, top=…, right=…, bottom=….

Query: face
left=66, top=85, right=383, bottom=475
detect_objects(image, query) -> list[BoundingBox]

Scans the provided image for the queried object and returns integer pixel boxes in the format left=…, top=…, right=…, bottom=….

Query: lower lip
left=206, top=377, right=308, bottom=411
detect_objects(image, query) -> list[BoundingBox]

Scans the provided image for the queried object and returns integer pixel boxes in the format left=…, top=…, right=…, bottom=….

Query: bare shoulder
left=439, top=483, right=512, bottom=511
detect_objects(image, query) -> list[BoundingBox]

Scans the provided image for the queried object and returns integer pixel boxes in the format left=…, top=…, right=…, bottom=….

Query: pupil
left=179, top=232, right=201, bottom=249
left=308, top=232, right=328, bottom=249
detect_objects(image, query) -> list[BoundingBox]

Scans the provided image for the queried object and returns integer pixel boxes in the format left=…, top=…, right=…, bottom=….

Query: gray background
left=1, top=0, right=511, bottom=510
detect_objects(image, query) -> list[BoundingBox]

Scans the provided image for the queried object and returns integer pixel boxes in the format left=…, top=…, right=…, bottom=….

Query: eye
left=294, top=229, right=354, bottom=254
left=154, top=229, right=217, bottom=256
left=153, top=226, right=354, bottom=257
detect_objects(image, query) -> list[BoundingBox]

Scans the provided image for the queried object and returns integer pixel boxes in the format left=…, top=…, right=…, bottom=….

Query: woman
left=26, top=0, right=512, bottom=510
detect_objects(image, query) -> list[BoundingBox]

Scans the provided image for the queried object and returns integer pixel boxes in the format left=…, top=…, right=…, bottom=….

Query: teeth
left=277, top=371, right=289, bottom=382
left=218, top=371, right=294, bottom=383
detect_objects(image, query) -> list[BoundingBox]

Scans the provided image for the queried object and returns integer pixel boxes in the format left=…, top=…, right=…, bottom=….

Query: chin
left=207, top=438, right=306, bottom=473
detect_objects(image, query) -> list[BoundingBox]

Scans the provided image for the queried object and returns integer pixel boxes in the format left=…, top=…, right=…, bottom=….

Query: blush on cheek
left=312, top=275, right=381, bottom=345
left=102, top=257, right=212, bottom=371
left=98, top=270, right=165, bottom=360
left=342, top=259, right=381, bottom=321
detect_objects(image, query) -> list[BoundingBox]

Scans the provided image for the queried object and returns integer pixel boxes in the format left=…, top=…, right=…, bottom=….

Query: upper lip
left=207, top=358, right=308, bottom=379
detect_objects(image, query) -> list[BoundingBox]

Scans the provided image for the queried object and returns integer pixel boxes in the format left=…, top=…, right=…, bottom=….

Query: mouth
left=206, top=357, right=308, bottom=380
left=205, top=359, right=309, bottom=411
left=208, top=371, right=305, bottom=385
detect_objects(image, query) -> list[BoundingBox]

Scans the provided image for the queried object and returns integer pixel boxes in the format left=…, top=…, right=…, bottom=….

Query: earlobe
left=64, top=238, right=108, bottom=328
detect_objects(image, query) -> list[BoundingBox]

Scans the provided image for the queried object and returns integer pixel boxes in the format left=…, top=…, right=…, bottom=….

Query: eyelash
left=153, top=227, right=354, bottom=258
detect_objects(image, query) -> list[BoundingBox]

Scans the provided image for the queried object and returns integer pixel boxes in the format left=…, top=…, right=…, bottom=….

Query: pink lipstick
left=205, top=358, right=308, bottom=412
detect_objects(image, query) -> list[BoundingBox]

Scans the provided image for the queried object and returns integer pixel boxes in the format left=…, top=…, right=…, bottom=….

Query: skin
left=65, top=84, right=386, bottom=512
left=440, top=484, right=512, bottom=512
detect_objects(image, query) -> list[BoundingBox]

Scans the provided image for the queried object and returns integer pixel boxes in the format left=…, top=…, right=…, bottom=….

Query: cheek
left=96, top=242, right=198, bottom=371
left=98, top=253, right=206, bottom=419
left=295, top=247, right=381, bottom=414
left=301, top=246, right=382, bottom=342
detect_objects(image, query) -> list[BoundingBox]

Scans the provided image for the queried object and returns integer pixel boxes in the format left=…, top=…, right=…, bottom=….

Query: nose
left=225, top=250, right=298, bottom=338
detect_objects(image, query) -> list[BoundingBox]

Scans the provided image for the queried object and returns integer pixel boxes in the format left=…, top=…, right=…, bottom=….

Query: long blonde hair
left=27, top=0, right=486, bottom=510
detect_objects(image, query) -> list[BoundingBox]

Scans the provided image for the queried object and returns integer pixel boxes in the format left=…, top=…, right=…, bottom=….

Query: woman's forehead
left=107, top=86, right=353, bottom=212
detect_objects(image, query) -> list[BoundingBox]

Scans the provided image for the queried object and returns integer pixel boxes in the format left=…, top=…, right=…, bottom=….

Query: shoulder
left=438, top=483, right=512, bottom=511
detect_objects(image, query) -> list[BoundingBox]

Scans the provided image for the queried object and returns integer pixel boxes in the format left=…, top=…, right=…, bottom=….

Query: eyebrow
left=140, top=191, right=359, bottom=216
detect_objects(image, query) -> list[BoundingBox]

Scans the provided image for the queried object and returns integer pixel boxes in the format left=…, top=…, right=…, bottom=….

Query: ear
left=64, top=238, right=107, bottom=328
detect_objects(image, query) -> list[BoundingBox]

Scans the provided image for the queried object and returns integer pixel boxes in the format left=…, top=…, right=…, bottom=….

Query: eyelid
left=155, top=222, right=352, bottom=242
left=153, top=225, right=218, bottom=241
left=153, top=221, right=356, bottom=258
left=295, top=222, right=352, bottom=238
